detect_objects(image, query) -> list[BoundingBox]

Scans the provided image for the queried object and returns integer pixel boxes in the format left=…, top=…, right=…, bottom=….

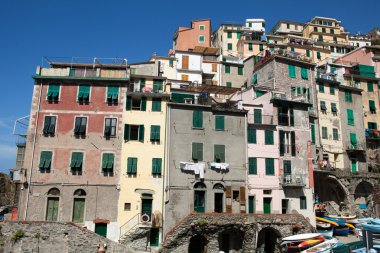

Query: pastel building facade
left=173, top=19, right=211, bottom=52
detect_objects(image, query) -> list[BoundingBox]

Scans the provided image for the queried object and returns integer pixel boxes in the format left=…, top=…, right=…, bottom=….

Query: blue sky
left=0, top=0, right=379, bottom=172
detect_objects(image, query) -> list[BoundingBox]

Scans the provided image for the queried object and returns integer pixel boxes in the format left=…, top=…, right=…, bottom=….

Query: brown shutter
left=226, top=185, right=232, bottom=213
left=212, top=80, right=217, bottom=85
left=181, top=74, right=189, bottom=81
left=212, top=63, right=217, bottom=72
left=182, top=56, right=189, bottom=70
left=240, top=186, right=246, bottom=213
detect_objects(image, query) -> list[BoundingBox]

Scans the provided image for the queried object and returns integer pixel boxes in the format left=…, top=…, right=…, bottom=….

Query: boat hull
left=334, top=226, right=350, bottom=236
left=317, top=229, right=333, bottom=239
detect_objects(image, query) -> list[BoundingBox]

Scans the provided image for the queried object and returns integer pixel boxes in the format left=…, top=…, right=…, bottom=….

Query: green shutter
left=152, top=98, right=161, bottom=112
left=72, top=198, right=85, bottom=223
left=368, top=81, right=374, bottom=92
left=226, top=82, right=232, bottom=87
left=214, top=145, right=225, bottom=163
left=248, top=196, right=254, bottom=213
left=70, top=152, right=83, bottom=169
left=193, top=110, right=203, bottom=128
left=311, top=124, right=316, bottom=144
left=301, top=67, right=308, bottom=80
left=102, top=153, right=108, bottom=169
left=171, top=93, right=194, bottom=103
left=227, top=43, right=232, bottom=50
left=192, top=143, right=203, bottom=161
left=248, top=157, right=257, bottom=175
left=237, top=32, right=241, bottom=39
left=330, top=86, right=335, bottom=95
left=347, top=109, right=354, bottom=125
left=350, top=132, right=357, bottom=148
left=78, top=84, right=90, bottom=102
left=291, top=132, right=296, bottom=156
left=47, top=84, right=60, bottom=101
left=259, top=44, right=264, bottom=51
left=284, top=160, right=291, bottom=175
left=307, top=88, right=310, bottom=101
left=153, top=80, right=163, bottom=92
left=322, top=127, right=328, bottom=139
left=288, top=65, right=296, bottom=78
left=238, top=66, right=243, bottom=75
left=265, top=130, right=274, bottom=145
left=225, top=65, right=230, bottom=74
left=152, top=158, right=162, bottom=174
left=279, top=131, right=285, bottom=156
left=141, top=97, right=147, bottom=111
left=227, top=32, right=232, bottom=38
left=248, top=128, right=256, bottom=143
left=44, top=151, right=52, bottom=170
left=345, top=91, right=352, bottom=102
left=265, top=158, right=274, bottom=175
left=248, top=43, right=253, bottom=50
left=306, top=50, right=310, bottom=57
left=39, top=151, right=47, bottom=169
left=351, top=159, right=357, bottom=173
left=124, top=124, right=130, bottom=141
left=107, top=153, right=114, bottom=170
left=317, top=52, right=321, bottom=59
left=297, top=86, right=301, bottom=95
left=215, top=115, right=225, bottom=131
left=333, top=128, right=339, bottom=140
left=107, top=86, right=119, bottom=102
left=319, top=84, right=325, bottom=93
left=369, top=100, right=376, bottom=112
left=126, top=96, right=132, bottom=110
left=150, top=125, right=160, bottom=141
left=127, top=157, right=137, bottom=174
left=138, top=125, right=145, bottom=142
left=253, top=73, right=258, bottom=84
left=254, top=109, right=262, bottom=124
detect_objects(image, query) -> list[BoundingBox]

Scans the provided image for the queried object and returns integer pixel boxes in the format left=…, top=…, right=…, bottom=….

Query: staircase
left=119, top=213, right=152, bottom=243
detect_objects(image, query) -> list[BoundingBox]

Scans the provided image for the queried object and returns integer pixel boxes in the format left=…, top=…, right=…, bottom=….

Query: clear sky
left=0, top=0, right=379, bottom=173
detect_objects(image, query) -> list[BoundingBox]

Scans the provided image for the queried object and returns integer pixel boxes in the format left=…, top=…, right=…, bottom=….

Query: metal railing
left=316, top=71, right=337, bottom=82
left=280, top=174, right=306, bottom=187
left=346, top=143, right=365, bottom=150
left=119, top=213, right=152, bottom=240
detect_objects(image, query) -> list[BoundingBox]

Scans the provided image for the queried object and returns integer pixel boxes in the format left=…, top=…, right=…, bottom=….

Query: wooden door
left=46, top=197, right=59, bottom=221
left=264, top=198, right=271, bottom=214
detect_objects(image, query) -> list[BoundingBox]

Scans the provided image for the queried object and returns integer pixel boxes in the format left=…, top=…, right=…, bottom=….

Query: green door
left=248, top=196, right=255, bottom=214
left=142, top=199, right=153, bottom=221
left=352, top=159, right=357, bottom=173
left=150, top=228, right=159, bottom=247
left=95, top=223, right=107, bottom=237
left=46, top=197, right=59, bottom=221
left=72, top=198, right=85, bottom=223
left=194, top=191, right=205, bottom=213
left=264, top=198, right=271, bottom=214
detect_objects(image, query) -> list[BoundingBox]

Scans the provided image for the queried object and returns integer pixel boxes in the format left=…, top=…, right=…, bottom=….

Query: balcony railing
left=346, top=143, right=365, bottom=151
left=280, top=174, right=306, bottom=187
left=342, top=81, right=361, bottom=89
left=247, top=114, right=274, bottom=125
left=316, top=71, right=337, bottom=82
left=366, top=129, right=380, bottom=139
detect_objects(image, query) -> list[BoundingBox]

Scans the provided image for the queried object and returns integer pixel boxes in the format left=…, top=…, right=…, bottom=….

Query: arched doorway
left=46, top=188, right=60, bottom=221
left=354, top=181, right=373, bottom=205
left=194, top=182, right=206, bottom=213
left=188, top=234, right=207, bottom=253
left=218, top=228, right=243, bottom=252
left=213, top=183, right=225, bottom=213
left=72, top=189, right=86, bottom=223
left=257, top=227, right=281, bottom=253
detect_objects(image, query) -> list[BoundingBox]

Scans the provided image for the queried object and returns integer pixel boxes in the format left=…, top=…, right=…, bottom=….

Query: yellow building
left=212, top=24, right=243, bottom=57
left=118, top=76, right=169, bottom=248
left=315, top=65, right=345, bottom=169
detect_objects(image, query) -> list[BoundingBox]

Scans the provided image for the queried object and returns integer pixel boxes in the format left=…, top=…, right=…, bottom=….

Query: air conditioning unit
left=184, top=98, right=193, bottom=104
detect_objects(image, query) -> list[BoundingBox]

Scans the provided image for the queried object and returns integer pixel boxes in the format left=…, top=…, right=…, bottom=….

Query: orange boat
left=298, top=237, right=324, bottom=248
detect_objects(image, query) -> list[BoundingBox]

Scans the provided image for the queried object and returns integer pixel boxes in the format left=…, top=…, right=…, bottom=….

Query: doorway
left=95, top=223, right=107, bottom=237
left=264, top=197, right=271, bottom=214
left=214, top=193, right=223, bottom=213
left=142, top=198, right=153, bottom=221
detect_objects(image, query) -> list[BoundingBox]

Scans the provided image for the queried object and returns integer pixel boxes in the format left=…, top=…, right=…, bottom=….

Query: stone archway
left=316, top=174, right=348, bottom=204
left=188, top=234, right=207, bottom=253
left=218, top=228, right=244, bottom=253
left=354, top=181, right=373, bottom=205
left=257, top=227, right=282, bottom=253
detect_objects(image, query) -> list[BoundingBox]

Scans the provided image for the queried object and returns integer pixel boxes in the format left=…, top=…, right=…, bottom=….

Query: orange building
left=173, top=19, right=211, bottom=51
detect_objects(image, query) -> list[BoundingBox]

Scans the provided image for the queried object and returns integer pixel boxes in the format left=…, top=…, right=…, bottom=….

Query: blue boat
left=362, top=223, right=380, bottom=233
left=323, top=216, right=346, bottom=227
left=333, top=226, right=350, bottom=236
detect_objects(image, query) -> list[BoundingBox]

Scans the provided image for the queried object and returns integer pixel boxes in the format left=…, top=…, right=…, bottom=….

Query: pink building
left=335, top=46, right=380, bottom=75
left=173, top=19, right=211, bottom=52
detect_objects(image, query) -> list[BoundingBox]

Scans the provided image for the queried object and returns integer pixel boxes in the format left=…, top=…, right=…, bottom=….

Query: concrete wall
left=164, top=104, right=247, bottom=232
left=221, top=63, right=246, bottom=88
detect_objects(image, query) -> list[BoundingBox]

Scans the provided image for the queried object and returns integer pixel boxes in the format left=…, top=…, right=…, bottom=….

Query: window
left=330, top=29, right=334, bottom=34
left=214, top=145, right=225, bottom=163
left=254, top=109, right=262, bottom=124
left=237, top=32, right=241, bottom=39
left=106, top=85, right=119, bottom=103
left=153, top=80, right=163, bottom=92
left=317, top=52, right=321, bottom=60
left=238, top=66, right=243, bottom=75
left=345, top=91, right=352, bottom=102
left=74, top=117, right=87, bottom=137
left=226, top=82, right=232, bottom=88
left=227, top=31, right=232, bottom=38
left=350, top=133, right=357, bottom=149
left=126, top=96, right=147, bottom=111
left=265, top=158, right=275, bottom=175
left=322, top=127, right=328, bottom=139
left=104, top=118, right=117, bottom=137
left=279, top=131, right=296, bottom=156
left=314, top=27, right=318, bottom=32
left=330, top=86, right=335, bottom=95
left=169, top=59, right=174, bottom=67
left=47, top=83, right=60, bottom=102
left=124, top=203, right=131, bottom=211
left=43, top=116, right=56, bottom=136
left=152, top=98, right=161, bottom=112
left=102, top=153, right=114, bottom=176
left=347, top=109, right=354, bottom=125
left=248, top=157, right=257, bottom=175
left=301, top=67, right=308, bottom=80
left=319, top=84, right=324, bottom=93
left=72, top=190, right=86, bottom=223
left=253, top=73, right=258, bottom=85
left=369, top=100, right=376, bottom=113
left=320, top=101, right=327, bottom=112
left=287, top=23, right=290, bottom=29
left=199, top=35, right=205, bottom=42
left=215, top=115, right=225, bottom=131
left=290, top=47, right=295, bottom=52
left=288, top=64, right=296, bottom=78
left=227, top=43, right=232, bottom=51
left=278, top=106, right=293, bottom=126
left=77, top=84, right=90, bottom=103
left=70, top=152, right=83, bottom=175
left=124, top=124, right=144, bottom=142
left=150, top=125, right=160, bottom=142
left=322, top=28, right=326, bottom=33
left=331, top=103, right=337, bottom=113
left=199, top=25, right=205, bottom=30
left=233, top=191, right=239, bottom=201
left=247, top=128, right=256, bottom=144
left=311, top=124, right=316, bottom=144
left=39, top=151, right=52, bottom=173
left=318, top=35, right=323, bottom=42
left=46, top=188, right=60, bottom=221
left=333, top=128, right=339, bottom=140
left=248, top=43, right=253, bottom=51
left=192, top=142, right=203, bottom=162
left=182, top=55, right=189, bottom=69
left=193, top=110, right=203, bottom=128
left=152, top=158, right=162, bottom=175
left=368, top=81, right=374, bottom=92
left=259, top=44, right=264, bottom=51
left=181, top=74, right=189, bottom=81
left=265, top=130, right=274, bottom=145
left=225, top=65, right=230, bottom=74
left=296, top=86, right=301, bottom=95
left=212, top=63, right=217, bottom=72
left=300, top=196, right=307, bottom=209
left=126, top=157, right=137, bottom=175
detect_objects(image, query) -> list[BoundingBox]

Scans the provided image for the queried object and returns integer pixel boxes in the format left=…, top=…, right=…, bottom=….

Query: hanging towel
left=210, top=162, right=229, bottom=170
left=180, top=162, right=195, bottom=171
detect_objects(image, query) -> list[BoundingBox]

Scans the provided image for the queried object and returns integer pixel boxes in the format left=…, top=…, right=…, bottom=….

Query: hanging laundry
left=179, top=162, right=205, bottom=179
left=210, top=162, right=229, bottom=170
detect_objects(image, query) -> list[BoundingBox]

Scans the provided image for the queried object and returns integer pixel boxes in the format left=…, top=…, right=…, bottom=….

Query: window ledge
left=192, top=127, right=205, bottom=130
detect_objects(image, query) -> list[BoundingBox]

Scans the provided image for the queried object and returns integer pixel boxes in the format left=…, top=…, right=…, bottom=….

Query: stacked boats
left=316, top=216, right=356, bottom=237
left=281, top=233, right=338, bottom=253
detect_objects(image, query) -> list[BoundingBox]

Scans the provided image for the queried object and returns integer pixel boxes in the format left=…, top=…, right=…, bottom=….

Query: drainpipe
left=244, top=112, right=248, bottom=209
left=24, top=79, right=43, bottom=220
left=162, top=102, right=171, bottom=240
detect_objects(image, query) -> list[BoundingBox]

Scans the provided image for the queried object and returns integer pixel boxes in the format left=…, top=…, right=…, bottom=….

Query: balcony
left=366, top=129, right=380, bottom=140
left=342, top=81, right=361, bottom=89
left=280, top=174, right=306, bottom=187
left=248, top=114, right=274, bottom=125
left=254, top=49, right=312, bottom=71
left=316, top=71, right=338, bottom=82
left=346, top=143, right=365, bottom=151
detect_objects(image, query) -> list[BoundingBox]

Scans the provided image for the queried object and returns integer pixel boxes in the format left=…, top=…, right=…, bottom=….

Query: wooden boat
left=316, top=217, right=338, bottom=227
left=334, top=226, right=350, bottom=236
left=301, top=238, right=338, bottom=253
left=316, top=222, right=331, bottom=229
left=282, top=233, right=321, bottom=241
left=317, top=229, right=333, bottom=239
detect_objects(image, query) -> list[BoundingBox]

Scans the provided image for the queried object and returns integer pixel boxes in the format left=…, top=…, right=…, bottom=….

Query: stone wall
left=163, top=213, right=314, bottom=253
left=0, top=173, right=18, bottom=207
left=0, top=221, right=133, bottom=253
